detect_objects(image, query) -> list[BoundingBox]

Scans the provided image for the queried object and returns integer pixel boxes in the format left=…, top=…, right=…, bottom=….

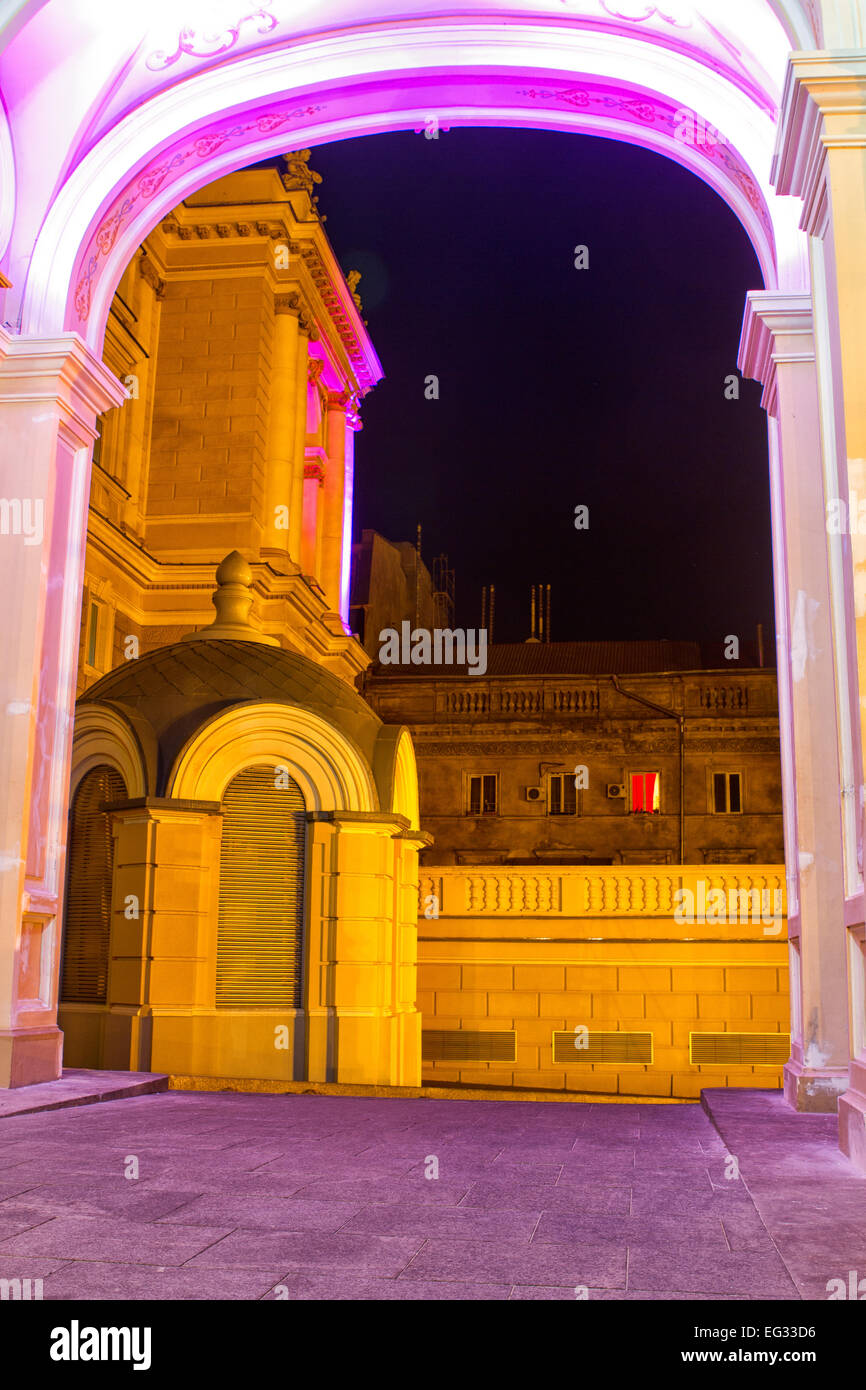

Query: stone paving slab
left=0, top=1069, right=168, bottom=1118
left=0, top=1087, right=862, bottom=1299
left=702, top=1088, right=866, bottom=1298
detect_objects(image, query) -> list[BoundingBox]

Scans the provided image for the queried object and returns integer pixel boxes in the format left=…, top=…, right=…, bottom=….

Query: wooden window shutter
left=216, top=765, right=307, bottom=1007
left=61, top=764, right=126, bottom=1004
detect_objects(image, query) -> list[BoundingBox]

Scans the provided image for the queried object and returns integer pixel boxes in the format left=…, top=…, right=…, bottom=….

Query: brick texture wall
left=418, top=866, right=789, bottom=1099
left=146, top=277, right=273, bottom=527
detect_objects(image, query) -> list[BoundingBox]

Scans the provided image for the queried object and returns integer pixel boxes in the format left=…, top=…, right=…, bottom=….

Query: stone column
left=341, top=401, right=361, bottom=626
left=288, top=315, right=313, bottom=564
left=98, top=799, right=222, bottom=1073
left=320, top=391, right=350, bottom=613
left=739, top=293, right=849, bottom=1112
left=773, top=50, right=866, bottom=1163
left=300, top=456, right=324, bottom=577
left=0, top=329, right=126, bottom=1086
left=263, top=294, right=303, bottom=562
left=304, top=811, right=422, bottom=1086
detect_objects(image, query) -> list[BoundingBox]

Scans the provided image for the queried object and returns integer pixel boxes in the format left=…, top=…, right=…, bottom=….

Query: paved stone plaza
left=0, top=1088, right=863, bottom=1300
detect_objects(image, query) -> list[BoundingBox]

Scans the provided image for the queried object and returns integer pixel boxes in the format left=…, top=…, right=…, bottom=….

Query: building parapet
left=419, top=864, right=786, bottom=921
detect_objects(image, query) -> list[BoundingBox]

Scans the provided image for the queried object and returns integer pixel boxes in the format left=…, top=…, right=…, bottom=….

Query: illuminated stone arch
left=68, top=704, right=148, bottom=800
left=375, top=725, right=420, bottom=832
left=15, top=5, right=816, bottom=348
left=166, top=701, right=379, bottom=812
left=2, top=0, right=865, bottom=1157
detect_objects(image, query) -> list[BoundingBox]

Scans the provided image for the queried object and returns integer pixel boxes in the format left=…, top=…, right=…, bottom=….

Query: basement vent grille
left=422, top=1030, right=516, bottom=1062
left=690, top=1032, right=790, bottom=1066
left=552, top=1030, right=653, bottom=1064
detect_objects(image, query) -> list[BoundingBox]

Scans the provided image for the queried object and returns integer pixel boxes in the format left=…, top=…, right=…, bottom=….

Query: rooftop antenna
left=546, top=584, right=551, bottom=644
left=489, top=585, right=495, bottom=644
left=432, top=553, right=455, bottom=628
left=415, top=523, right=421, bottom=627
left=527, top=584, right=540, bottom=642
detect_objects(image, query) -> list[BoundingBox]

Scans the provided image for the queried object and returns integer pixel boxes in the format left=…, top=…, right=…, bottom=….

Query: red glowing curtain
left=631, top=772, right=658, bottom=813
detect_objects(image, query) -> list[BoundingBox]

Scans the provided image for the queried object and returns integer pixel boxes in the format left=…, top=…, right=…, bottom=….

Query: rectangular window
left=468, top=774, right=498, bottom=815
left=630, top=772, right=660, bottom=814
left=86, top=602, right=100, bottom=668
left=548, top=772, right=577, bottom=815
left=713, top=771, right=742, bottom=813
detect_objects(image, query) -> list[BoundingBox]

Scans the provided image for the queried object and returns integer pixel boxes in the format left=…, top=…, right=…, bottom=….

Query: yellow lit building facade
left=64, top=156, right=426, bottom=1088
left=63, top=154, right=789, bottom=1101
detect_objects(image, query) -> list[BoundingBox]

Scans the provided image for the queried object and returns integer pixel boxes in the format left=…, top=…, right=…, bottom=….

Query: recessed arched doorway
left=0, top=3, right=864, bottom=1171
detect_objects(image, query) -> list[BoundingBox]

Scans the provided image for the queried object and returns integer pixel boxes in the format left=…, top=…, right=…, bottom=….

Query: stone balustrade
left=416, top=863, right=789, bottom=1099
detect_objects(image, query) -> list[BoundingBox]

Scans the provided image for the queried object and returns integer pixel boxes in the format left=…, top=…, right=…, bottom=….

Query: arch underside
left=19, top=25, right=798, bottom=347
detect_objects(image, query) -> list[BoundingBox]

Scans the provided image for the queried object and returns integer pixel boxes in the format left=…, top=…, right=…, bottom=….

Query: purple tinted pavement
left=0, top=1089, right=862, bottom=1300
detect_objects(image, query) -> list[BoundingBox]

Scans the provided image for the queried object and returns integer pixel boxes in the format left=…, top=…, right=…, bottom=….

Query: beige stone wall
left=418, top=865, right=788, bottom=1098
left=364, top=670, right=784, bottom=865
left=73, top=164, right=381, bottom=696
left=145, top=274, right=273, bottom=557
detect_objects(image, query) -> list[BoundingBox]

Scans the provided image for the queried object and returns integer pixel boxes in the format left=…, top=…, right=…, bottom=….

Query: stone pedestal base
left=0, top=1026, right=63, bottom=1088
left=838, top=1058, right=866, bottom=1174
left=783, top=1059, right=849, bottom=1112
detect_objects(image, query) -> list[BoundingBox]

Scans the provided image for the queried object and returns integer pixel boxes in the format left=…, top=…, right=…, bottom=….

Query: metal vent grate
left=690, top=1032, right=790, bottom=1065
left=217, top=764, right=306, bottom=1007
left=61, top=764, right=126, bottom=1004
left=422, top=1030, right=516, bottom=1062
left=552, top=1030, right=653, bottom=1064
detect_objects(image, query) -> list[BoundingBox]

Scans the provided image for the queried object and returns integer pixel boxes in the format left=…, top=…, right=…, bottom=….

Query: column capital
left=774, top=52, right=866, bottom=233
left=274, top=290, right=316, bottom=338
left=738, top=291, right=814, bottom=416
left=0, top=328, right=127, bottom=440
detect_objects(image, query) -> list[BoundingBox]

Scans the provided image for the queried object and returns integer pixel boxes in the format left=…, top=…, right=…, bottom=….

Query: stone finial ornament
left=346, top=269, right=363, bottom=311
left=282, top=149, right=323, bottom=194
left=182, top=550, right=279, bottom=646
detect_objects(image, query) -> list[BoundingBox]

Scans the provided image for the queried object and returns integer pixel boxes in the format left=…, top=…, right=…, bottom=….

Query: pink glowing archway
left=0, top=2, right=811, bottom=353
left=7, top=2, right=866, bottom=1163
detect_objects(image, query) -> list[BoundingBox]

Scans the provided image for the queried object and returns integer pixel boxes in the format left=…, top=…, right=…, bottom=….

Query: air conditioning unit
left=606, top=783, right=627, bottom=799
left=525, top=786, right=544, bottom=802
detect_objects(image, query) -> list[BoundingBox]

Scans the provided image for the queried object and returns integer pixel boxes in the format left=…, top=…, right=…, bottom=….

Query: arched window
left=61, top=764, right=126, bottom=1003
left=217, top=764, right=307, bottom=1006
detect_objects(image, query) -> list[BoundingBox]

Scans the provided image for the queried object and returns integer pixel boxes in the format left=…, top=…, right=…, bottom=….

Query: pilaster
left=0, top=329, right=126, bottom=1085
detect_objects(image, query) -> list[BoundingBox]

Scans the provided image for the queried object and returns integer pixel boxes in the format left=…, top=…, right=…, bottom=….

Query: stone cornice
left=773, top=52, right=866, bottom=234
left=738, top=290, right=814, bottom=417
left=296, top=239, right=382, bottom=395
left=411, top=738, right=782, bottom=757
left=0, top=328, right=126, bottom=429
left=157, top=202, right=380, bottom=392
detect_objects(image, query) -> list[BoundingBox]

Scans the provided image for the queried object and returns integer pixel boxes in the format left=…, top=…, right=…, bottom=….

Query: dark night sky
left=309, top=128, right=773, bottom=647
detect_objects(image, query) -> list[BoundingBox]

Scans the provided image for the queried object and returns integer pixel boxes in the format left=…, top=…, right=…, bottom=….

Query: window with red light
left=630, top=772, right=660, bottom=813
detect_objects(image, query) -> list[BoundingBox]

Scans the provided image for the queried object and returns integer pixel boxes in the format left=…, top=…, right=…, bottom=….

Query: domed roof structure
left=80, top=637, right=385, bottom=796
left=77, top=553, right=402, bottom=805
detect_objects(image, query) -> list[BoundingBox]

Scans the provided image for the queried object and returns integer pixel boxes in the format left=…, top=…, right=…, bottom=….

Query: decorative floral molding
left=598, top=0, right=692, bottom=26
left=72, top=104, right=325, bottom=324
left=146, top=8, right=279, bottom=72
left=514, top=80, right=770, bottom=235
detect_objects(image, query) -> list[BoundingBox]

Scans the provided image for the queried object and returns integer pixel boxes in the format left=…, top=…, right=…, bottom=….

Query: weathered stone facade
left=362, top=644, right=784, bottom=867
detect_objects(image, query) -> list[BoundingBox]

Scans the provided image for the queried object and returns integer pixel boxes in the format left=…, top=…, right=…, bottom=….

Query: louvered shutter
left=61, top=765, right=126, bottom=1003
left=216, top=765, right=306, bottom=1006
